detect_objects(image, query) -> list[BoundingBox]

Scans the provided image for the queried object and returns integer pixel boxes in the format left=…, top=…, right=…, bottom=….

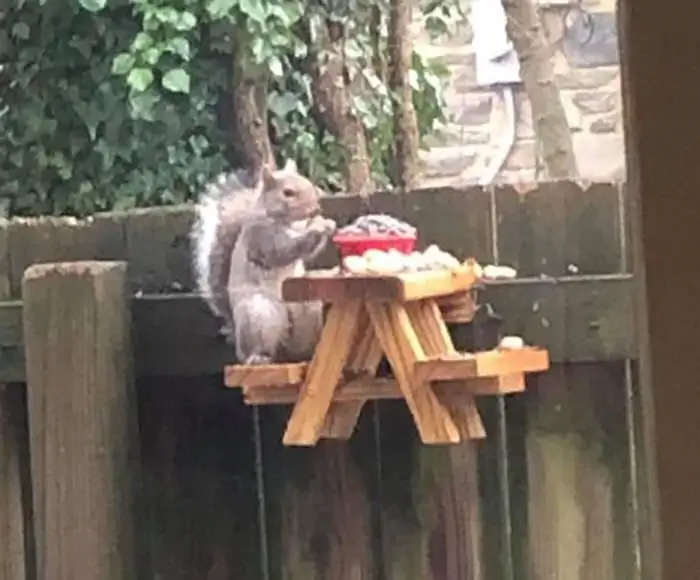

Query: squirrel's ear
left=283, top=159, right=298, bottom=174
left=260, top=164, right=276, bottom=188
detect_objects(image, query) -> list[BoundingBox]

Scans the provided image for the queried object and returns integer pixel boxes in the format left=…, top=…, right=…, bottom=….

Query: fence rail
left=0, top=274, right=635, bottom=383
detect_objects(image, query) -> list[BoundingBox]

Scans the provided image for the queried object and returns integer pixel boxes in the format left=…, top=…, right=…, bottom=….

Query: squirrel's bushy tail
left=191, top=170, right=260, bottom=328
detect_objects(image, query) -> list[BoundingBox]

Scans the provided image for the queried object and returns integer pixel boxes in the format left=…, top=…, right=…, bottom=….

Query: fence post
left=0, top=220, right=30, bottom=580
left=22, top=261, right=139, bottom=580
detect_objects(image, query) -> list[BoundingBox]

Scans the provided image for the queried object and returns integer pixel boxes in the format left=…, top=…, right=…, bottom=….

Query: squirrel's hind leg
left=281, top=301, right=324, bottom=362
left=232, top=292, right=288, bottom=365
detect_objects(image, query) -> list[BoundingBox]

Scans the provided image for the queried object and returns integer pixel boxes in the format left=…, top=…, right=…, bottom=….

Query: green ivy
left=0, top=0, right=460, bottom=216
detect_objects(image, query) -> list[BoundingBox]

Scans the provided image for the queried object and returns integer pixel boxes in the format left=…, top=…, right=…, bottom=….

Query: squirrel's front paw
left=309, top=216, right=336, bottom=235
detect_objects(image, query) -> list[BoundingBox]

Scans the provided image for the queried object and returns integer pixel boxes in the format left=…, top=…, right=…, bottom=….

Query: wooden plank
left=482, top=275, right=636, bottom=361
left=282, top=267, right=479, bottom=303
left=0, top=219, right=30, bottom=580
left=506, top=364, right=637, bottom=580
left=122, top=206, right=194, bottom=293
left=403, top=187, right=493, bottom=262
left=438, top=290, right=477, bottom=323
left=496, top=183, right=637, bottom=580
left=0, top=275, right=636, bottom=383
left=258, top=407, right=380, bottom=580
left=366, top=302, right=472, bottom=443
left=494, top=182, right=623, bottom=277
left=406, top=299, right=485, bottom=440
left=22, top=261, right=139, bottom=580
left=319, top=307, right=384, bottom=439
left=414, top=347, right=550, bottom=382
left=243, top=375, right=525, bottom=404
left=7, top=214, right=126, bottom=298
left=224, top=362, right=308, bottom=388
left=283, top=300, right=363, bottom=446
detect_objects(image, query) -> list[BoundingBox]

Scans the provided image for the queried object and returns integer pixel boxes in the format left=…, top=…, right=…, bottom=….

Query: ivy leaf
left=166, top=37, right=191, bottom=61
left=162, top=68, right=190, bottom=94
left=174, top=11, right=197, bottom=31
left=11, top=22, right=30, bottom=40
left=112, top=53, right=135, bottom=76
left=155, top=7, right=179, bottom=23
left=238, top=0, right=266, bottom=23
left=205, top=0, right=238, bottom=18
left=77, top=0, right=106, bottom=13
left=267, top=3, right=300, bottom=26
left=267, top=56, right=283, bottom=77
left=127, top=68, right=154, bottom=92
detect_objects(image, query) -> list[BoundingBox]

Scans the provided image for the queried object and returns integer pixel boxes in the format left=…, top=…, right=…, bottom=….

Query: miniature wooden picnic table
left=225, top=266, right=550, bottom=446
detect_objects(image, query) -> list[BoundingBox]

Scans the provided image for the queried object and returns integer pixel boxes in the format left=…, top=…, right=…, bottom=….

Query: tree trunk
left=370, top=7, right=386, bottom=80
left=501, top=0, right=578, bottom=179
left=307, top=22, right=374, bottom=197
left=231, top=55, right=275, bottom=174
left=388, top=0, right=421, bottom=191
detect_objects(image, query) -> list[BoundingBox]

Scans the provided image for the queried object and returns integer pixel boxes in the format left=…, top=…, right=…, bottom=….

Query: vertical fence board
left=374, top=187, right=501, bottom=580
left=122, top=207, right=194, bottom=294
left=0, top=218, right=31, bottom=580
left=7, top=216, right=126, bottom=299
left=22, top=261, right=139, bottom=580
left=138, top=377, right=262, bottom=580
left=495, top=183, right=622, bottom=276
left=495, top=184, right=638, bottom=580
left=260, top=406, right=380, bottom=580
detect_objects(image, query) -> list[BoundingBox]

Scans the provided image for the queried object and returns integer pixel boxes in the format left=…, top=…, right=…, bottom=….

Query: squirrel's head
left=257, top=160, right=323, bottom=222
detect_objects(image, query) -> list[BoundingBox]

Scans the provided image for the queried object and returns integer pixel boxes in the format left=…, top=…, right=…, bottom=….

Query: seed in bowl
left=338, top=214, right=417, bottom=237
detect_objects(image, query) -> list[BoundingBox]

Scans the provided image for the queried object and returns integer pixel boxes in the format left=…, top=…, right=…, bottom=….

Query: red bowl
left=332, top=233, right=417, bottom=258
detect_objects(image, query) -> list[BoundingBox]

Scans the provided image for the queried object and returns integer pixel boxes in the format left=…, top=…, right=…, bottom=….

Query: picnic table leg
left=283, top=299, right=363, bottom=446
left=406, top=300, right=485, bottom=439
left=320, top=307, right=384, bottom=439
left=366, top=302, right=463, bottom=444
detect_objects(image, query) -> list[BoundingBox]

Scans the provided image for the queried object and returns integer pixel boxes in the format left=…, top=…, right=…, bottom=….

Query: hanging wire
left=253, top=407, right=271, bottom=580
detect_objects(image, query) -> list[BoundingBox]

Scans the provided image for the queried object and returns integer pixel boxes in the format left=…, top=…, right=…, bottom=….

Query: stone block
left=555, top=66, right=619, bottom=90
left=589, top=113, right=619, bottom=133
left=450, top=57, right=478, bottom=92
left=572, top=90, right=617, bottom=115
left=505, top=140, right=537, bottom=171
left=572, top=132, right=626, bottom=181
left=453, top=93, right=494, bottom=127
left=419, top=145, right=481, bottom=178
left=562, top=11, right=620, bottom=67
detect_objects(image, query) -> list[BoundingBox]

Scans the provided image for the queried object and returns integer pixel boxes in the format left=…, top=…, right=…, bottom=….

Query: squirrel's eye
left=282, top=188, right=296, bottom=198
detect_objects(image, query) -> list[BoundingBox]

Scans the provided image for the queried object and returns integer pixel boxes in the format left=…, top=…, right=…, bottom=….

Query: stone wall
left=414, top=0, right=625, bottom=187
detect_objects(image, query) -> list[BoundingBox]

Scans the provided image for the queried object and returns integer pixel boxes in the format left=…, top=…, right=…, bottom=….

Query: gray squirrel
left=191, top=159, right=336, bottom=365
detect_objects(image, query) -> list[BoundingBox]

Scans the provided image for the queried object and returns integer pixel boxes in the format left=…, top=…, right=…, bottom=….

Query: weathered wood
left=283, top=300, right=363, bottom=446
left=0, top=276, right=636, bottom=382
left=241, top=374, right=526, bottom=405
left=22, top=261, right=140, bottom=580
left=0, top=219, right=31, bottom=580
left=122, top=206, right=193, bottom=293
left=282, top=267, right=479, bottom=304
left=482, top=275, right=636, bottom=361
left=495, top=182, right=623, bottom=277
left=260, top=410, right=379, bottom=580
left=496, top=182, right=639, bottom=580
left=414, top=348, right=549, bottom=382
left=507, top=364, right=637, bottom=580
left=7, top=215, right=126, bottom=299
left=377, top=401, right=485, bottom=580
left=225, top=362, right=308, bottom=387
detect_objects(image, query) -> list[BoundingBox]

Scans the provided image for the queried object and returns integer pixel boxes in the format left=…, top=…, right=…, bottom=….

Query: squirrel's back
left=191, top=169, right=261, bottom=325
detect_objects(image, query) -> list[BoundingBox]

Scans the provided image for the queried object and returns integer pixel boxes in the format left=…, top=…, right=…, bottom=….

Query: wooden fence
left=0, top=182, right=643, bottom=580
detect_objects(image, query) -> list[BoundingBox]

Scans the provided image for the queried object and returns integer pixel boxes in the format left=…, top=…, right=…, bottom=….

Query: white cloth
left=471, top=0, right=522, bottom=87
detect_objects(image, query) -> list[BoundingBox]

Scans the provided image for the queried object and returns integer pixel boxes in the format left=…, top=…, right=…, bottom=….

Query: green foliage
left=0, top=0, right=458, bottom=216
